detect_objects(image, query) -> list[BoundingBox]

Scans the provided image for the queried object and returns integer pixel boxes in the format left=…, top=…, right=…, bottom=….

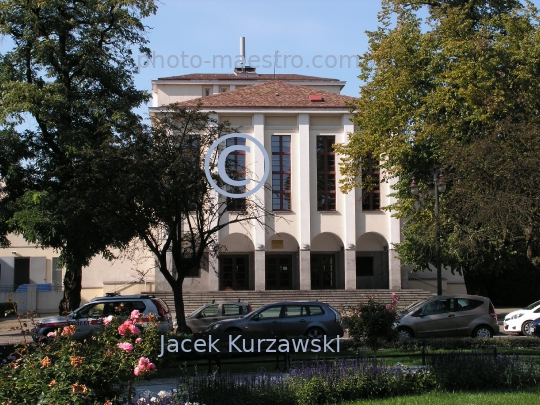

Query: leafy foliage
left=335, top=0, right=540, bottom=295
left=0, top=0, right=157, bottom=313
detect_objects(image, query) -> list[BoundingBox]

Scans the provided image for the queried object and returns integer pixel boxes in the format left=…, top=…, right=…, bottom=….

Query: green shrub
left=389, top=336, right=540, bottom=351
left=429, top=352, right=540, bottom=390
left=344, top=294, right=399, bottom=358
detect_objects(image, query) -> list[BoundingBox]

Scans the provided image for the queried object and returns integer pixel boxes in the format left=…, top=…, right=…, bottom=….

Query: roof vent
left=309, top=95, right=324, bottom=102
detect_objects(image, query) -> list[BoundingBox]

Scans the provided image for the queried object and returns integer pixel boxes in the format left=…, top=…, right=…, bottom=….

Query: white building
left=150, top=69, right=404, bottom=293
left=0, top=68, right=466, bottom=308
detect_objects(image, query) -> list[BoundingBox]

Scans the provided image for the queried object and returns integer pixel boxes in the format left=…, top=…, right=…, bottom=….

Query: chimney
left=234, top=37, right=258, bottom=75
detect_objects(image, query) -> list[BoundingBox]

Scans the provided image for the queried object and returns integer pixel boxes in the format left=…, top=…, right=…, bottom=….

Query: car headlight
left=207, top=323, right=221, bottom=331
left=511, top=313, right=525, bottom=320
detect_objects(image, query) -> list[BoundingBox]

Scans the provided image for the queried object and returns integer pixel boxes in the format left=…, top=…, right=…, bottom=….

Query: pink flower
left=386, top=304, right=392, bottom=310
left=117, top=342, right=134, bottom=353
left=118, top=319, right=140, bottom=336
left=47, top=331, right=57, bottom=338
left=135, top=338, right=142, bottom=344
left=133, top=356, right=156, bottom=376
left=102, top=315, right=114, bottom=325
left=130, top=310, right=142, bottom=320
left=118, top=323, right=130, bottom=336
left=129, top=324, right=141, bottom=336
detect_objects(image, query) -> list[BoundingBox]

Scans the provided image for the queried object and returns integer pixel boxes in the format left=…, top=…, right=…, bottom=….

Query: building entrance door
left=220, top=255, right=249, bottom=290
left=311, top=254, right=336, bottom=289
left=265, top=255, right=293, bottom=290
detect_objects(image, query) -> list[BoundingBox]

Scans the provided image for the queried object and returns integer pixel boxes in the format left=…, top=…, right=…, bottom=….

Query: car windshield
left=524, top=300, right=540, bottom=310
left=401, top=299, right=427, bottom=314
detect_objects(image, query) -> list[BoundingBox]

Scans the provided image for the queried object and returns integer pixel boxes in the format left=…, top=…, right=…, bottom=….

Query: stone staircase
left=147, top=289, right=435, bottom=315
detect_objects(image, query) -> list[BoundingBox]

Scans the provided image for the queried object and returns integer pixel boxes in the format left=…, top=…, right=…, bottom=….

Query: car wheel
left=473, top=325, right=493, bottom=338
left=396, top=327, right=414, bottom=340
left=306, top=327, right=324, bottom=339
left=521, top=321, right=533, bottom=336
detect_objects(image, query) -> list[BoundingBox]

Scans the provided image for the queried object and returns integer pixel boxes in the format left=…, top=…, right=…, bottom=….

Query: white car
left=503, top=300, right=540, bottom=336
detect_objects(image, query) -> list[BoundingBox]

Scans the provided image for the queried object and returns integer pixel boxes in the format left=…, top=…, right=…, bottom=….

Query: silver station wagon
left=32, top=294, right=173, bottom=341
left=206, top=301, right=344, bottom=338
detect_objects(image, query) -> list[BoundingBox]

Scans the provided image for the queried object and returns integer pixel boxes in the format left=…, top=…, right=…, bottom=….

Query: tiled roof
left=172, top=81, right=355, bottom=109
left=157, top=73, right=341, bottom=82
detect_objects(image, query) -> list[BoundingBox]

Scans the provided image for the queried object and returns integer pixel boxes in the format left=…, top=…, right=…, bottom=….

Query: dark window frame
left=225, top=136, right=247, bottom=212
left=362, top=155, right=380, bottom=211
left=316, top=136, right=336, bottom=211
left=272, top=135, right=292, bottom=211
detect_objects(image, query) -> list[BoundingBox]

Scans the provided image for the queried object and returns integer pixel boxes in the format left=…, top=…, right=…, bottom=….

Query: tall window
left=225, top=136, right=246, bottom=211
left=272, top=135, right=291, bottom=211
left=183, top=135, right=202, bottom=211
left=316, top=136, right=336, bottom=211
left=362, top=155, right=380, bottom=211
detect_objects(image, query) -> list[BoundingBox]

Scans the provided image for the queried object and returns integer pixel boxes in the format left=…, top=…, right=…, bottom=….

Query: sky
left=134, top=0, right=384, bottom=103
left=2, top=0, right=540, bottom=120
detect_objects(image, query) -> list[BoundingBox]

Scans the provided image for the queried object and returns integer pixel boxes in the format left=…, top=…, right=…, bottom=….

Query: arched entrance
left=265, top=233, right=299, bottom=290
left=218, top=233, right=254, bottom=291
left=310, top=233, right=344, bottom=289
left=356, top=232, right=389, bottom=289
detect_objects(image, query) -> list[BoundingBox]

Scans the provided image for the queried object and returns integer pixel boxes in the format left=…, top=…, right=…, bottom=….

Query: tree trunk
left=59, top=256, right=83, bottom=315
left=172, top=278, right=189, bottom=333
left=462, top=269, right=488, bottom=297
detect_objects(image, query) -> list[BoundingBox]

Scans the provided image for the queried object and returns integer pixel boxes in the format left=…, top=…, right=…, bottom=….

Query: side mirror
left=413, top=309, right=424, bottom=317
left=252, top=314, right=260, bottom=321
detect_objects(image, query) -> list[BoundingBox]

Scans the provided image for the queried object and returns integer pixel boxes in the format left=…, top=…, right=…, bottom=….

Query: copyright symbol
left=204, top=133, right=269, bottom=198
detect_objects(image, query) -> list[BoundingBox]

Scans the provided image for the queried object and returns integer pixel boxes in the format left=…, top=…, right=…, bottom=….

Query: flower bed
left=0, top=310, right=161, bottom=405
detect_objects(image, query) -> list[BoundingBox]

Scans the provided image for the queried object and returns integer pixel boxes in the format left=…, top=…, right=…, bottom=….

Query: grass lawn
left=347, top=389, right=540, bottom=404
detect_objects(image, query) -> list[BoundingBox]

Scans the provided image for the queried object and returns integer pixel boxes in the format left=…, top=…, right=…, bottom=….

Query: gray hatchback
left=206, top=301, right=344, bottom=338
left=394, top=294, right=498, bottom=339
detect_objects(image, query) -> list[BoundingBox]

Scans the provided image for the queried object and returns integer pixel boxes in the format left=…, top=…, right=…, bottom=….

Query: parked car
left=206, top=301, right=344, bottom=338
left=529, top=316, right=540, bottom=337
left=32, top=294, right=173, bottom=342
left=184, top=301, right=252, bottom=333
left=503, top=299, right=540, bottom=336
left=394, top=294, right=498, bottom=339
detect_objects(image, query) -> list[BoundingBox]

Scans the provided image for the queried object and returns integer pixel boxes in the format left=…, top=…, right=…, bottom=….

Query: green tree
left=335, top=0, right=540, bottom=294
left=96, top=106, right=274, bottom=332
left=0, top=0, right=157, bottom=313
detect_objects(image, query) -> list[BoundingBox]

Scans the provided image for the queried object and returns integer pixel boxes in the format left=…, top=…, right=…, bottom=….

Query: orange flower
left=70, top=356, right=85, bottom=368
left=72, top=382, right=88, bottom=394
left=48, top=380, right=56, bottom=387
left=61, top=325, right=77, bottom=337
left=41, top=356, right=52, bottom=368
left=104, top=401, right=112, bottom=405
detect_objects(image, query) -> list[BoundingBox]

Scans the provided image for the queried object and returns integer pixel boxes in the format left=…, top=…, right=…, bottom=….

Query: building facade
left=0, top=69, right=466, bottom=307
left=150, top=70, right=405, bottom=293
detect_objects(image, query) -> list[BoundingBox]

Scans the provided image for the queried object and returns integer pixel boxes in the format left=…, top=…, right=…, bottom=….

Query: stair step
left=145, top=290, right=435, bottom=316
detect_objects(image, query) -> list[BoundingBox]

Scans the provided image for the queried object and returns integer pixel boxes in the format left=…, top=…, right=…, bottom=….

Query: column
left=298, top=114, right=311, bottom=290
left=342, top=114, right=357, bottom=289
left=207, top=113, right=221, bottom=292
left=252, top=113, right=267, bottom=290
left=387, top=176, right=402, bottom=289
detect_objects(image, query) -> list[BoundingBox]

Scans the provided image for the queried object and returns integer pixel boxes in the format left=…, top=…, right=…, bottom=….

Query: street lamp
left=410, top=169, right=446, bottom=295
